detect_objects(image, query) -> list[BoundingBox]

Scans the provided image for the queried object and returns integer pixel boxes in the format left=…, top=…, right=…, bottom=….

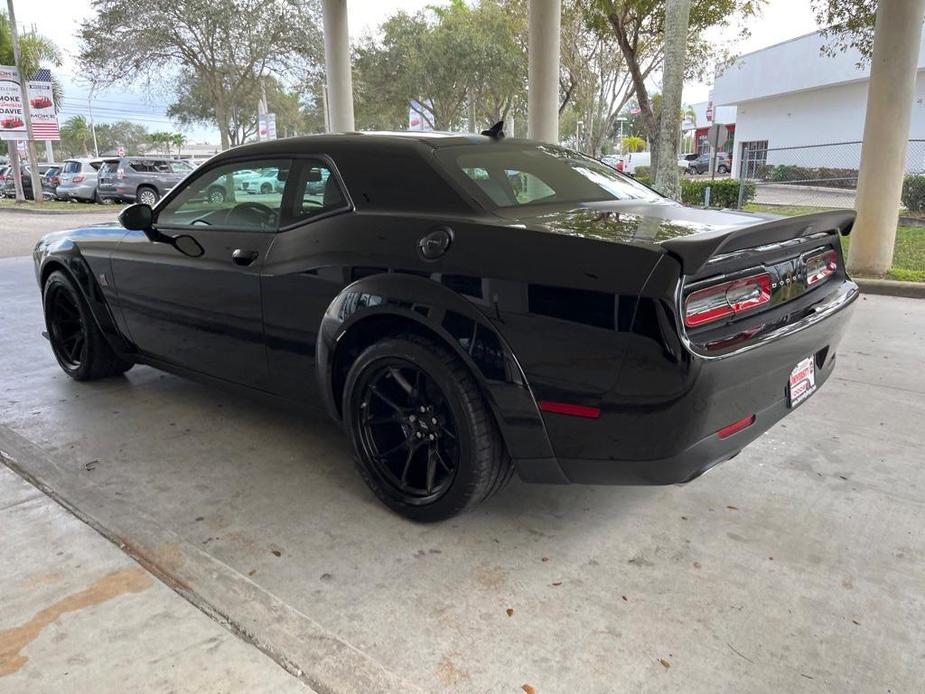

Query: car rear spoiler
left=660, top=210, right=856, bottom=276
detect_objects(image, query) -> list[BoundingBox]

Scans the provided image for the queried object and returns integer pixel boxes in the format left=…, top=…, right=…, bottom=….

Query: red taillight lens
left=805, top=249, right=837, bottom=287
left=72, top=175, right=85, bottom=183
left=684, top=272, right=772, bottom=328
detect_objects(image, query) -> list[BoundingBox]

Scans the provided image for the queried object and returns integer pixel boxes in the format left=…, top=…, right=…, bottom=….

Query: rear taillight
left=804, top=249, right=837, bottom=287
left=116, top=168, right=124, bottom=180
left=72, top=175, right=85, bottom=183
left=685, top=272, right=772, bottom=328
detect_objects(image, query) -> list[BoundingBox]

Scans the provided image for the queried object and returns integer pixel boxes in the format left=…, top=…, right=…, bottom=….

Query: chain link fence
left=736, top=139, right=925, bottom=210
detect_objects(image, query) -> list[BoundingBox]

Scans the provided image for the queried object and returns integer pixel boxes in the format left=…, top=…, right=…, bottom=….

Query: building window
left=740, top=140, right=769, bottom=178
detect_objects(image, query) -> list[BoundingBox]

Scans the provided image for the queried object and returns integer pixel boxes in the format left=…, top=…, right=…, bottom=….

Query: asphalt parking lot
left=1, top=216, right=924, bottom=692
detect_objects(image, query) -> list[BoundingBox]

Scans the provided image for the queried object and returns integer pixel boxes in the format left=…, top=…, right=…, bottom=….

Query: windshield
left=436, top=143, right=663, bottom=212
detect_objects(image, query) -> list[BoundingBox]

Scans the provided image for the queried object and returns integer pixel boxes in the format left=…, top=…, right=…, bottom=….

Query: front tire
left=343, top=335, right=510, bottom=522
left=43, top=271, right=133, bottom=381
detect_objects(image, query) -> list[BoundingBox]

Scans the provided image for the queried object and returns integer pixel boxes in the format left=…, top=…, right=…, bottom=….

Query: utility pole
left=6, top=0, right=43, bottom=204
left=88, top=83, right=99, bottom=156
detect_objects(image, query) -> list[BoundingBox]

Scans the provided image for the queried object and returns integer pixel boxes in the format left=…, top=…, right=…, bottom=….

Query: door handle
left=232, top=248, right=259, bottom=266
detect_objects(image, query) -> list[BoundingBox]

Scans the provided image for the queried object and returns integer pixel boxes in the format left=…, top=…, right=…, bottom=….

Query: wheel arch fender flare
left=38, top=245, right=132, bottom=357
left=316, top=273, right=556, bottom=464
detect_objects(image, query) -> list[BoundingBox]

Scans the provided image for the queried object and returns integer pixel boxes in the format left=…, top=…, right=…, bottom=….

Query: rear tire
left=343, top=335, right=510, bottom=522
left=43, top=271, right=133, bottom=381
left=137, top=186, right=159, bottom=206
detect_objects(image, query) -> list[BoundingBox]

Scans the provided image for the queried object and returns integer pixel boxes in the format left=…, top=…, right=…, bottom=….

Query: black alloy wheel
left=43, top=271, right=133, bottom=381
left=357, top=361, right=460, bottom=503
left=46, top=281, right=87, bottom=372
left=344, top=335, right=511, bottom=521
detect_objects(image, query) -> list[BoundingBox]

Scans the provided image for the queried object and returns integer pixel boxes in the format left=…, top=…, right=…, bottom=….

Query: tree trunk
left=653, top=0, right=690, bottom=200
left=214, top=96, right=231, bottom=151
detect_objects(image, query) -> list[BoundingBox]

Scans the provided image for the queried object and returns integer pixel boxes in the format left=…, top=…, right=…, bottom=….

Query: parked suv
left=56, top=158, right=105, bottom=202
left=97, top=157, right=194, bottom=205
left=689, top=151, right=732, bottom=175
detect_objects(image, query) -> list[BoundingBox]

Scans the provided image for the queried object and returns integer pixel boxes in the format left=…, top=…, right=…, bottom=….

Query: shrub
left=634, top=165, right=650, bottom=179
left=762, top=165, right=858, bottom=190
left=901, top=175, right=925, bottom=212
left=680, top=178, right=755, bottom=208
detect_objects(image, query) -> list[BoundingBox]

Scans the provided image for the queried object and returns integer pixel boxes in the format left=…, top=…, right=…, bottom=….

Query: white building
left=713, top=28, right=925, bottom=176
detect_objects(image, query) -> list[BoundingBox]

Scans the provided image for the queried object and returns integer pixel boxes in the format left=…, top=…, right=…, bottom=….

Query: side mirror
left=118, top=203, right=153, bottom=232
left=118, top=202, right=202, bottom=257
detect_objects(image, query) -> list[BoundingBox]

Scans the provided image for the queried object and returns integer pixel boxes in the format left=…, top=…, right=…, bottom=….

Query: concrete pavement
left=0, top=463, right=314, bottom=693
left=1, top=250, right=924, bottom=692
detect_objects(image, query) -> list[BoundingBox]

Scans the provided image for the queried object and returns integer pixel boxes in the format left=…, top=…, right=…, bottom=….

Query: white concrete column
left=527, top=0, right=561, bottom=143
left=849, top=0, right=925, bottom=275
left=321, top=0, right=355, bottom=132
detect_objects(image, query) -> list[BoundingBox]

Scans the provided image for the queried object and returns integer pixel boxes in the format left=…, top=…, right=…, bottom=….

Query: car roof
left=207, top=131, right=532, bottom=163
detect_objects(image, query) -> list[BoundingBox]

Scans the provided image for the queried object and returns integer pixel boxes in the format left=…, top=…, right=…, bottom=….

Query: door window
left=156, top=159, right=292, bottom=232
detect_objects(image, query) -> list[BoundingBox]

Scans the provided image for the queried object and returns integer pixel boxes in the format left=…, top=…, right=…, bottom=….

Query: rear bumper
left=515, top=279, right=858, bottom=485
left=56, top=182, right=96, bottom=200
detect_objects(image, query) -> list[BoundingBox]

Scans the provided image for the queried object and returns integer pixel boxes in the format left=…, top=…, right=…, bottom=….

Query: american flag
left=28, top=69, right=59, bottom=141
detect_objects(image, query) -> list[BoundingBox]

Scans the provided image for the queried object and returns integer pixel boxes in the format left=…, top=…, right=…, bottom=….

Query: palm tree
left=60, top=116, right=92, bottom=156
left=0, top=12, right=62, bottom=105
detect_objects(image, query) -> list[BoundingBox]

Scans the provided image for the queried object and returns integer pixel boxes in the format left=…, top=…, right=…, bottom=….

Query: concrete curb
left=0, top=205, right=117, bottom=216
left=855, top=277, right=925, bottom=298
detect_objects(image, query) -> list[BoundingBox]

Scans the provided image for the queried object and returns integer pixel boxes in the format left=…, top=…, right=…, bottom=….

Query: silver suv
left=56, top=158, right=104, bottom=202
left=97, top=157, right=194, bottom=205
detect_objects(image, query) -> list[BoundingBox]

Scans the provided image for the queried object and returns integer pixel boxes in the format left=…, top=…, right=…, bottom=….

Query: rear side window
left=280, top=159, right=348, bottom=226
left=129, top=159, right=171, bottom=173
left=89, top=161, right=102, bottom=171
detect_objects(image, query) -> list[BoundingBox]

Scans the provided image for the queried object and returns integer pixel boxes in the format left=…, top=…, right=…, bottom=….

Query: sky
left=10, top=0, right=820, bottom=144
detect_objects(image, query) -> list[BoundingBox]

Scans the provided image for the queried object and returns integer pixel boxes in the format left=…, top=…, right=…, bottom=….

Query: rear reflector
left=716, top=414, right=756, bottom=439
left=805, top=249, right=838, bottom=287
left=685, top=272, right=772, bottom=328
left=538, top=401, right=601, bottom=419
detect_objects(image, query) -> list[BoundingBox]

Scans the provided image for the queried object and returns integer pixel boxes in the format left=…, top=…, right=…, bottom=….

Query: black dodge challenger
left=34, top=132, right=859, bottom=521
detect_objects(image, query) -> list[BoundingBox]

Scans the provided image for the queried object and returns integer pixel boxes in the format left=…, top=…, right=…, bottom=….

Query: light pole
left=88, top=82, right=99, bottom=157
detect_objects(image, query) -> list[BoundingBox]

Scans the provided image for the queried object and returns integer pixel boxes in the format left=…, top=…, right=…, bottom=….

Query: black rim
left=355, top=361, right=460, bottom=505
left=47, top=286, right=86, bottom=370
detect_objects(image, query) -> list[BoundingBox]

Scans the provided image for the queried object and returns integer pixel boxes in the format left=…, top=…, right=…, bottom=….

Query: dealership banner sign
left=0, top=65, right=60, bottom=141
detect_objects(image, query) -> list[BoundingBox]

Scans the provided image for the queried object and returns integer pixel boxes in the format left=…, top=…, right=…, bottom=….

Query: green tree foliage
left=0, top=12, right=61, bottom=77
left=811, top=0, right=878, bottom=64
left=622, top=135, right=646, bottom=152
left=583, top=0, right=763, bottom=145
left=351, top=0, right=526, bottom=132
left=79, top=0, right=323, bottom=149
left=169, top=71, right=306, bottom=144
left=559, top=2, right=638, bottom=155
left=58, top=116, right=93, bottom=157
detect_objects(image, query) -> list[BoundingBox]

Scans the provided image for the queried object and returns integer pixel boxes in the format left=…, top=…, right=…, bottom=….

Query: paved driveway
left=1, top=251, right=923, bottom=693
left=0, top=209, right=119, bottom=258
